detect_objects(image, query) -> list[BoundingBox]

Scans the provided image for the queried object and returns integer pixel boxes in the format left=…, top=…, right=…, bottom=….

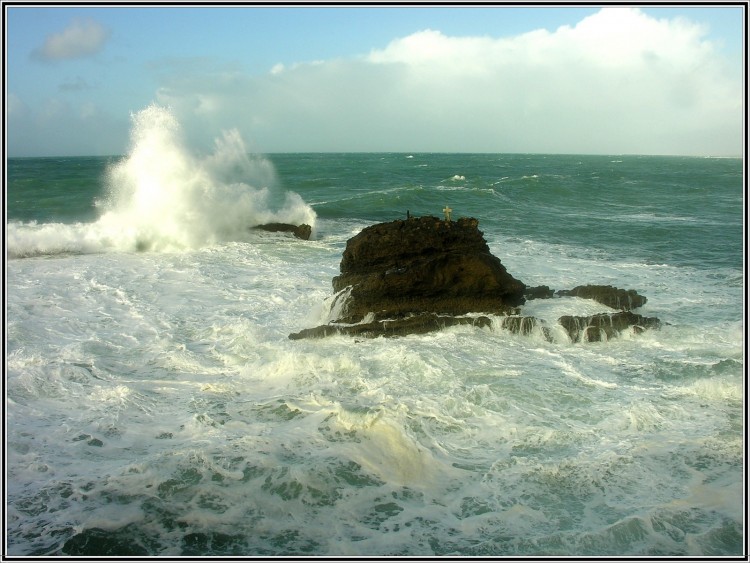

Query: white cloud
left=19, top=7, right=740, bottom=157
left=164, top=8, right=738, bottom=155
left=32, top=18, right=110, bottom=62
left=367, top=29, right=502, bottom=72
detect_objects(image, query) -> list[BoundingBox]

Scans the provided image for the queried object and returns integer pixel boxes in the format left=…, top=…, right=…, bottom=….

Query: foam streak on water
left=6, top=236, right=743, bottom=556
left=5, top=122, right=744, bottom=556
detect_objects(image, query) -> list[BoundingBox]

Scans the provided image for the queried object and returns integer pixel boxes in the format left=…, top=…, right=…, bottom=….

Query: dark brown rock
left=289, top=314, right=492, bottom=340
left=558, top=311, right=661, bottom=343
left=555, top=285, right=647, bottom=310
left=330, top=216, right=525, bottom=323
left=253, top=223, right=312, bottom=240
left=500, top=315, right=541, bottom=335
left=500, top=315, right=553, bottom=341
left=287, top=217, right=663, bottom=341
left=524, top=285, right=555, bottom=300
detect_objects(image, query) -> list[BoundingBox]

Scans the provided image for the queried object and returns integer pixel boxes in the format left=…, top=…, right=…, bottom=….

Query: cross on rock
left=443, top=206, right=453, bottom=222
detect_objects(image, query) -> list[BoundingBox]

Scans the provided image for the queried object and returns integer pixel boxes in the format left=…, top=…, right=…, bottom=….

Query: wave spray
left=8, top=104, right=316, bottom=256
left=98, top=104, right=316, bottom=251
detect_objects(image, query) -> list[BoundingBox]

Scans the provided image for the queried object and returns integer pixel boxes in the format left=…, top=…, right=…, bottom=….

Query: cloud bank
left=32, top=18, right=110, bottom=62
left=158, top=7, right=742, bottom=156
left=10, top=8, right=743, bottom=156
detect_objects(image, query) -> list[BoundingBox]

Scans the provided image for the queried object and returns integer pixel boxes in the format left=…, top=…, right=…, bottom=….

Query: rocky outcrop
left=289, top=313, right=492, bottom=340
left=559, top=311, right=661, bottom=343
left=555, top=285, right=647, bottom=311
left=500, top=316, right=553, bottom=341
left=525, top=284, right=648, bottom=310
left=330, top=216, right=525, bottom=323
left=524, top=285, right=555, bottom=300
left=499, top=312, right=661, bottom=343
left=253, top=223, right=312, bottom=240
left=289, top=216, right=661, bottom=341
left=500, top=315, right=542, bottom=336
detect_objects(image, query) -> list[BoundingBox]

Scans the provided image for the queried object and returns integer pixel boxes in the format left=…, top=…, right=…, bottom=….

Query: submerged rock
left=496, top=312, right=661, bottom=343
left=556, top=285, right=647, bottom=311
left=500, top=315, right=542, bottom=335
left=253, top=223, right=312, bottom=240
left=289, top=314, right=492, bottom=340
left=558, top=311, right=661, bottom=343
left=500, top=315, right=553, bottom=341
left=524, top=285, right=555, bottom=300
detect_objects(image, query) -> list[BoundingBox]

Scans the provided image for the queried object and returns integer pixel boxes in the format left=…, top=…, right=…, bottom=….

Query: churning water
left=5, top=105, right=744, bottom=556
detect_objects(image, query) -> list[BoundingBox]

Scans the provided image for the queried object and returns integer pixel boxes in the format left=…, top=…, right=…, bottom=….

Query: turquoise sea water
left=5, top=106, right=745, bottom=556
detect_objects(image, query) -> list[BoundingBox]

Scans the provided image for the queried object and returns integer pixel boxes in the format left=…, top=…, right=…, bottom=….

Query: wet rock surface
left=555, top=285, right=647, bottom=310
left=289, top=313, right=492, bottom=340
left=497, top=311, right=661, bottom=343
left=290, top=216, right=661, bottom=341
left=558, top=311, right=662, bottom=342
left=523, top=285, right=555, bottom=300
left=253, top=223, right=312, bottom=240
left=330, top=216, right=525, bottom=323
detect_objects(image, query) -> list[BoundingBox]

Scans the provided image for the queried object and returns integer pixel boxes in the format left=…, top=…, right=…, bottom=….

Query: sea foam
left=8, top=104, right=316, bottom=257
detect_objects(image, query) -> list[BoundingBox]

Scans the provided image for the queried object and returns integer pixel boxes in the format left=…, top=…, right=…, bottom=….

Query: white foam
left=7, top=105, right=317, bottom=257
left=5, top=181, right=744, bottom=555
left=326, top=408, right=448, bottom=487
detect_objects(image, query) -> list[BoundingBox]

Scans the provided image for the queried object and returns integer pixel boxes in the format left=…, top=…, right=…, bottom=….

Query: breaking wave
left=8, top=104, right=316, bottom=257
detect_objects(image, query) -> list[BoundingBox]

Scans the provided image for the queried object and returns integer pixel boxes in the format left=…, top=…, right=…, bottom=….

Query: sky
left=4, top=3, right=746, bottom=157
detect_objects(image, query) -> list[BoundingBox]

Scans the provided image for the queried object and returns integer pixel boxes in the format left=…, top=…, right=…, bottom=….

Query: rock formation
left=555, top=285, right=647, bottom=311
left=289, top=313, right=492, bottom=340
left=497, top=311, right=661, bottom=343
left=253, top=223, right=312, bottom=240
left=330, top=216, right=525, bottom=323
left=289, top=215, right=661, bottom=341
left=524, top=285, right=555, bottom=300
left=558, top=311, right=661, bottom=342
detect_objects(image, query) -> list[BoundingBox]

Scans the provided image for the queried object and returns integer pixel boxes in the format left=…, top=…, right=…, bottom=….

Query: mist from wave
left=7, top=105, right=316, bottom=258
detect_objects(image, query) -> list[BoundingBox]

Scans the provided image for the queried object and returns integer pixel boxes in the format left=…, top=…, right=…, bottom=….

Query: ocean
left=5, top=105, right=745, bottom=556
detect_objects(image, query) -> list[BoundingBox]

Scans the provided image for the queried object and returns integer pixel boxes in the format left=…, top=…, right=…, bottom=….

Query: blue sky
left=5, top=4, right=746, bottom=156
